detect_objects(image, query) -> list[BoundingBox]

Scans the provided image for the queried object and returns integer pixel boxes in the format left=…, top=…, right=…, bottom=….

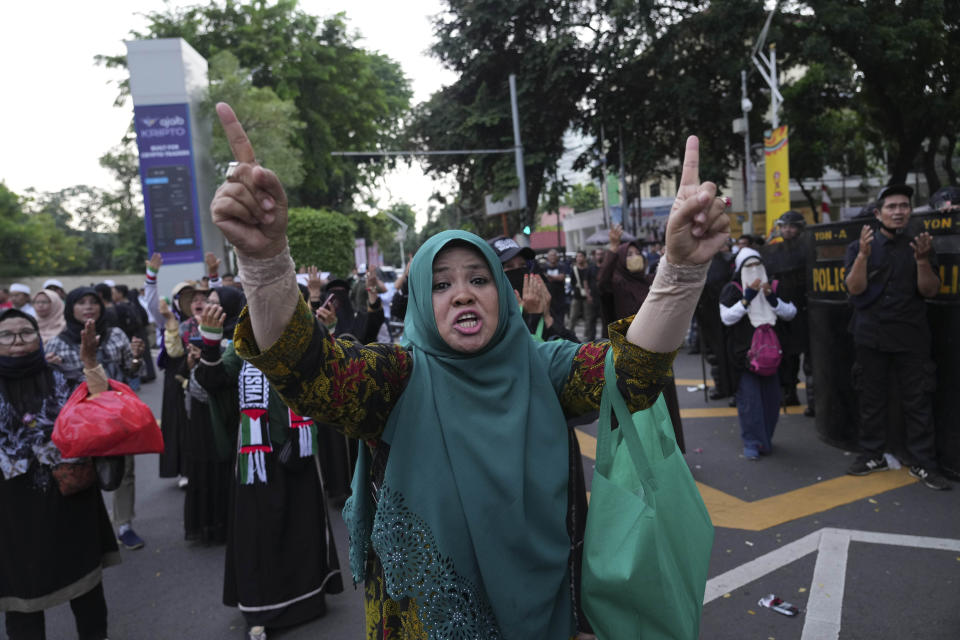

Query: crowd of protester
left=2, top=110, right=955, bottom=640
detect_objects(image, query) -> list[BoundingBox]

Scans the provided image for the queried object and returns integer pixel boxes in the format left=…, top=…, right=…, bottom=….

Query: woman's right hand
left=146, top=252, right=162, bottom=273
left=201, top=304, right=226, bottom=331
left=316, top=304, right=336, bottom=327
left=306, top=266, right=326, bottom=301
left=210, top=103, right=289, bottom=260
left=608, top=224, right=623, bottom=251
left=80, top=319, right=99, bottom=369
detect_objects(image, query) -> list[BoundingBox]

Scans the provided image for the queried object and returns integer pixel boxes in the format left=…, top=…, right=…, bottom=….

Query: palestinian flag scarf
left=238, top=361, right=317, bottom=484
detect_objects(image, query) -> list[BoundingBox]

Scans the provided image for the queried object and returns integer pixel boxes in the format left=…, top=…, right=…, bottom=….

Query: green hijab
left=366, top=230, right=579, bottom=638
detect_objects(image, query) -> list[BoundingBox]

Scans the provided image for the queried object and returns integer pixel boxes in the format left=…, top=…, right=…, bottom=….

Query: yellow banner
left=764, top=125, right=791, bottom=236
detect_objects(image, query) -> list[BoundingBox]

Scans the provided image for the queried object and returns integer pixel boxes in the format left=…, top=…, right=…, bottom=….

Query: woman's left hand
left=664, top=136, right=731, bottom=266
left=130, top=337, right=145, bottom=358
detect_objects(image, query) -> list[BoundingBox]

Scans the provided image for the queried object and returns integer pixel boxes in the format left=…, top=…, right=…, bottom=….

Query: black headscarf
left=60, top=286, right=108, bottom=345
left=608, top=241, right=655, bottom=319
left=214, top=286, right=247, bottom=340
left=0, top=309, right=54, bottom=416
left=324, top=280, right=361, bottom=339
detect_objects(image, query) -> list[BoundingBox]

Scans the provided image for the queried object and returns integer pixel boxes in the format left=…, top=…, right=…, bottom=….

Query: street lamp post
left=741, top=70, right=754, bottom=234
left=382, top=210, right=409, bottom=270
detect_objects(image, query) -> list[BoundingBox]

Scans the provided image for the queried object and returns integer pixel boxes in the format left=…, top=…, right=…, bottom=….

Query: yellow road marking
left=680, top=406, right=807, bottom=418
left=695, top=471, right=917, bottom=531
left=675, top=378, right=806, bottom=389
left=574, top=428, right=916, bottom=531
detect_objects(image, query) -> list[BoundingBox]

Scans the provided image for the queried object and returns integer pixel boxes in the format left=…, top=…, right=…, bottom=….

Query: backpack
left=747, top=324, right=782, bottom=376
left=732, top=280, right=783, bottom=376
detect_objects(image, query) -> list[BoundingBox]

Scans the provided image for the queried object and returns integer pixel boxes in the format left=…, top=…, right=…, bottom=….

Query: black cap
left=487, top=235, right=535, bottom=264
left=777, top=210, right=806, bottom=227
left=929, top=186, right=960, bottom=211
left=877, top=184, right=914, bottom=201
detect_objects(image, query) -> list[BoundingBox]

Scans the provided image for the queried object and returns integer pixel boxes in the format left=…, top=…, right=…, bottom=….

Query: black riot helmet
left=777, top=210, right=806, bottom=228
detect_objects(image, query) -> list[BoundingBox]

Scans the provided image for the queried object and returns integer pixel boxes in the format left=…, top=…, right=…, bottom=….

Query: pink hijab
left=33, top=289, right=66, bottom=343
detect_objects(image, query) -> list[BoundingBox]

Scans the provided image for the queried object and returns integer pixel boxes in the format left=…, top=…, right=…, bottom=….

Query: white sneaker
left=248, top=626, right=267, bottom=640
left=177, top=476, right=189, bottom=489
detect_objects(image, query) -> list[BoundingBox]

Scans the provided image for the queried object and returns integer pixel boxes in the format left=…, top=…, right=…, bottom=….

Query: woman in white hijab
left=32, top=289, right=66, bottom=343
left=719, top=248, right=797, bottom=459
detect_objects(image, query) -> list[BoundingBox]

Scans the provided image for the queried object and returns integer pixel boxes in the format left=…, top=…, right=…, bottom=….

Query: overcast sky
left=0, top=0, right=458, bottom=228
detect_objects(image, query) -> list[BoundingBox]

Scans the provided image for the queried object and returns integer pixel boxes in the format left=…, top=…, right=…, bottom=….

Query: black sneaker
left=909, top=466, right=951, bottom=491
left=847, top=456, right=888, bottom=476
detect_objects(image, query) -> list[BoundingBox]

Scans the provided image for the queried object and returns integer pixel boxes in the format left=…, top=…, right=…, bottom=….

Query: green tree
left=562, top=182, right=601, bottom=212
left=98, top=0, right=412, bottom=211
left=582, top=0, right=769, bottom=191
left=0, top=183, right=90, bottom=277
left=409, top=0, right=594, bottom=234
left=787, top=0, right=960, bottom=191
left=204, top=50, right=305, bottom=188
left=287, top=207, right=356, bottom=277
left=99, top=137, right=147, bottom=272
left=23, top=186, right=118, bottom=272
left=781, top=61, right=882, bottom=220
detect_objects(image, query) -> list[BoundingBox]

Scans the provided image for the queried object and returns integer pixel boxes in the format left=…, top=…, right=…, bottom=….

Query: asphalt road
left=11, top=348, right=960, bottom=639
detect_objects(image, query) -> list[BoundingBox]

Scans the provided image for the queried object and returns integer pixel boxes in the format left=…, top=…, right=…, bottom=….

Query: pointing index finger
left=216, top=102, right=256, bottom=164
left=679, top=135, right=700, bottom=188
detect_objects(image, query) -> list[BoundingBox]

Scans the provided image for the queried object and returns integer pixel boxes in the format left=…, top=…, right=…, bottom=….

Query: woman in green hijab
left=211, top=103, right=729, bottom=639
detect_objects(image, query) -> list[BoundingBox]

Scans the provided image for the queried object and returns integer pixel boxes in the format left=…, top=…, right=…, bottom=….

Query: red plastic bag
left=52, top=380, right=163, bottom=458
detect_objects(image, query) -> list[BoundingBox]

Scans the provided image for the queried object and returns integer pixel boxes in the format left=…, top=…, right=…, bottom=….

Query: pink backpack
left=747, top=324, right=782, bottom=376
left=732, top=280, right=783, bottom=376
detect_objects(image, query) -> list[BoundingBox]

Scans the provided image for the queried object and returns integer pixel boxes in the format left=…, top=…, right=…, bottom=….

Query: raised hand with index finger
left=210, top=103, right=289, bottom=260
left=664, top=136, right=731, bottom=266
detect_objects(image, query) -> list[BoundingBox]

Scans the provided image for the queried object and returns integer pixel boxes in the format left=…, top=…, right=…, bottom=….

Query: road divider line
left=801, top=529, right=850, bottom=640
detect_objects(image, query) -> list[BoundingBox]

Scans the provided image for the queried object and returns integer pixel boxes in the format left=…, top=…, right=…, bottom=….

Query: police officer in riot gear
left=762, top=210, right=814, bottom=416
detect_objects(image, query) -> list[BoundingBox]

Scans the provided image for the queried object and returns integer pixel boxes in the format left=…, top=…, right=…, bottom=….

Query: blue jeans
left=736, top=370, right=782, bottom=453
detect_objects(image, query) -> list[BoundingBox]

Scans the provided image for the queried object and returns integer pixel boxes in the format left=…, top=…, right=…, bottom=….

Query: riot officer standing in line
left=762, top=210, right=814, bottom=416
left=695, top=242, right=736, bottom=402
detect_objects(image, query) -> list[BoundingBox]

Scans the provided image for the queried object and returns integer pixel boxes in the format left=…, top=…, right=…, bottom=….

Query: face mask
left=626, top=255, right=646, bottom=273
left=741, top=263, right=767, bottom=284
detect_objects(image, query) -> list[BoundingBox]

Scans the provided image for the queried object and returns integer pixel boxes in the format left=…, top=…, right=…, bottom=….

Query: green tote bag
left=582, top=350, right=714, bottom=640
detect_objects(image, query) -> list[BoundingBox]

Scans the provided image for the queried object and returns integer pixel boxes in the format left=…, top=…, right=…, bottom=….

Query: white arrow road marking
left=704, top=528, right=960, bottom=638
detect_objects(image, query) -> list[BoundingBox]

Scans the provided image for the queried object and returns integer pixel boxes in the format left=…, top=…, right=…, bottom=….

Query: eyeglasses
left=0, top=329, right=40, bottom=345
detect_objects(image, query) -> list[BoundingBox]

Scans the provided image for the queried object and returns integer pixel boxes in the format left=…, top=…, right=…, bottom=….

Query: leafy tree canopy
left=784, top=0, right=960, bottom=191
left=0, top=183, right=90, bottom=277
left=98, top=0, right=412, bottom=211
left=204, top=50, right=305, bottom=189
left=408, top=0, right=595, bottom=234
